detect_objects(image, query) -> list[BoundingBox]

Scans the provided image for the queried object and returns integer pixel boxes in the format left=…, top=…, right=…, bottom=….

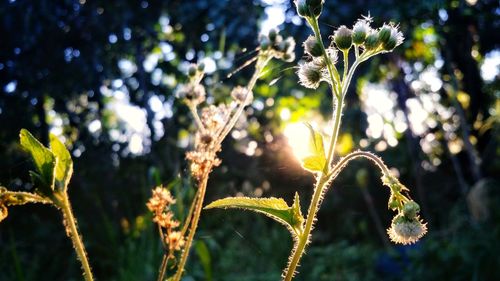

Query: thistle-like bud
left=402, top=201, right=420, bottom=219
left=364, top=31, right=380, bottom=50
left=333, top=25, right=353, bottom=51
left=303, top=35, right=323, bottom=57
left=297, top=62, right=322, bottom=89
left=387, top=214, right=427, bottom=245
left=294, top=0, right=324, bottom=18
left=382, top=27, right=404, bottom=51
left=187, top=64, right=197, bottom=77
left=378, top=24, right=392, bottom=46
left=352, top=19, right=370, bottom=45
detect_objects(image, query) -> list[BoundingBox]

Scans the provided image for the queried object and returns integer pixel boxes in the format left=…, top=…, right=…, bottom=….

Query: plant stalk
left=61, top=195, right=94, bottom=281
left=173, top=168, right=210, bottom=281
left=283, top=95, right=344, bottom=281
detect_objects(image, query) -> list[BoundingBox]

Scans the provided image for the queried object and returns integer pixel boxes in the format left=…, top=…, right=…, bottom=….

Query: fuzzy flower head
left=333, top=25, right=353, bottom=51
left=297, top=61, right=322, bottom=89
left=378, top=23, right=404, bottom=51
left=388, top=214, right=427, bottom=245
left=352, top=18, right=372, bottom=45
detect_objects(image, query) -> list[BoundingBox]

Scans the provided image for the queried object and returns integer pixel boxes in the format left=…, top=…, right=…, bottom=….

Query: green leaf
left=302, top=155, right=327, bottom=173
left=300, top=123, right=327, bottom=173
left=305, top=123, right=325, bottom=156
left=49, top=133, right=73, bottom=191
left=205, top=196, right=304, bottom=236
left=19, top=129, right=56, bottom=191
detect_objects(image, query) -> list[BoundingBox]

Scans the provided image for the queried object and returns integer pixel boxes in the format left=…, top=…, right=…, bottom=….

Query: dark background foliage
left=1, top=0, right=499, bottom=280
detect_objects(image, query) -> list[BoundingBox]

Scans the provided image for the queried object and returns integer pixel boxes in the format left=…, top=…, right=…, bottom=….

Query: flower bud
left=364, top=31, right=380, bottom=50
left=268, top=28, right=278, bottom=42
left=333, top=25, right=353, bottom=51
left=294, top=0, right=323, bottom=18
left=382, top=28, right=404, bottom=51
left=297, top=62, right=322, bottom=89
left=197, top=62, right=205, bottom=72
left=377, top=24, right=392, bottom=46
left=352, top=20, right=370, bottom=45
left=187, top=64, right=197, bottom=77
left=387, top=214, right=427, bottom=245
left=260, top=35, right=271, bottom=50
left=403, top=201, right=420, bottom=219
left=303, top=36, right=323, bottom=57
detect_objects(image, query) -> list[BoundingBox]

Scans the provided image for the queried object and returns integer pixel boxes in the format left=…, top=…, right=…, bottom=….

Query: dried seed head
left=303, top=35, right=323, bottom=57
left=231, top=86, right=253, bottom=104
left=333, top=25, right=353, bottom=51
left=298, top=62, right=322, bottom=89
left=352, top=19, right=371, bottom=45
left=387, top=214, right=427, bottom=245
left=175, top=84, right=206, bottom=105
left=364, top=31, right=380, bottom=50
left=167, top=231, right=185, bottom=252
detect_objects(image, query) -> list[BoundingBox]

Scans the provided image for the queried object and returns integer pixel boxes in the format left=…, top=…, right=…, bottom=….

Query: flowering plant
left=205, top=1, right=427, bottom=280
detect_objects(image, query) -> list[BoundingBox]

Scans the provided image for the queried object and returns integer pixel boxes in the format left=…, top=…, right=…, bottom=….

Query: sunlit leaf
left=19, top=129, right=56, bottom=191
left=50, top=134, right=73, bottom=191
left=301, top=155, right=327, bottom=173
left=300, top=123, right=327, bottom=173
left=205, top=196, right=304, bottom=236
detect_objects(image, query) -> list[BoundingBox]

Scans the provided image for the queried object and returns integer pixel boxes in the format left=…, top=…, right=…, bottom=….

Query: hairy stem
left=61, top=195, right=94, bottom=281
left=157, top=253, right=169, bottom=281
left=173, top=169, right=210, bottom=281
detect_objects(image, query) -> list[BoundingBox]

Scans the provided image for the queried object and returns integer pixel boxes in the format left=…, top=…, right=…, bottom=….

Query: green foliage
left=301, top=123, right=327, bottom=173
left=19, top=129, right=56, bottom=193
left=49, top=134, right=73, bottom=192
left=205, top=194, right=304, bottom=236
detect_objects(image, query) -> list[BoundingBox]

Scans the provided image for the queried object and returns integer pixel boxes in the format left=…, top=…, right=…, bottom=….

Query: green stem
left=329, top=150, right=391, bottom=180
left=284, top=83, right=345, bottom=281
left=308, top=18, right=341, bottom=98
left=61, top=195, right=94, bottom=281
left=172, top=169, right=210, bottom=281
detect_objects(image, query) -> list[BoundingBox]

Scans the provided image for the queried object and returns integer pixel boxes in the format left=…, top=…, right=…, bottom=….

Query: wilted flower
left=387, top=214, right=427, bottom=245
